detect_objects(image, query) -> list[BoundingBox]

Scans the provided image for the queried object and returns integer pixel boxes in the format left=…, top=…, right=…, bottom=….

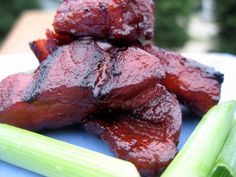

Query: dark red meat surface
left=53, top=0, right=154, bottom=42
left=0, top=40, right=164, bottom=131
left=2, top=40, right=181, bottom=176
left=30, top=38, right=223, bottom=114
left=141, top=44, right=224, bottom=115
left=84, top=84, right=182, bottom=177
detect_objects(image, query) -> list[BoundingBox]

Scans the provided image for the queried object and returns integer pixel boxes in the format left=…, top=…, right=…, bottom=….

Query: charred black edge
left=29, top=41, right=40, bottom=60
left=23, top=52, right=55, bottom=102
left=213, top=71, right=224, bottom=84
left=186, top=58, right=224, bottom=84
left=143, top=45, right=225, bottom=86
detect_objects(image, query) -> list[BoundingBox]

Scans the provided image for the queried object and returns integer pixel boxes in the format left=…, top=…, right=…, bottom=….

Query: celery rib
left=161, top=101, right=236, bottom=177
left=210, top=122, right=236, bottom=177
left=0, top=124, right=140, bottom=177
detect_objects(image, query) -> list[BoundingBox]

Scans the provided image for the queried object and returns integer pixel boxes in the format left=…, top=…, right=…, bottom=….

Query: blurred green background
left=153, top=0, right=192, bottom=49
left=215, top=0, right=236, bottom=54
left=0, top=0, right=235, bottom=54
left=0, top=0, right=41, bottom=43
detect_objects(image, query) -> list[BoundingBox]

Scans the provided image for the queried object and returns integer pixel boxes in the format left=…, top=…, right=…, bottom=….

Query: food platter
left=0, top=53, right=235, bottom=177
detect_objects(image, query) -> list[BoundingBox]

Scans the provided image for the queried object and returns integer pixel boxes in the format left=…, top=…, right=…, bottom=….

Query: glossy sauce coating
left=0, top=40, right=164, bottom=130
left=53, top=0, right=154, bottom=42
left=141, top=44, right=223, bottom=115
left=84, top=84, right=182, bottom=177
left=30, top=37, right=224, bottom=115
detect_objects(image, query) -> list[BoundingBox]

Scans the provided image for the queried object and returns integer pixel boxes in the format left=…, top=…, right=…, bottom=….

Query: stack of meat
left=0, top=0, right=223, bottom=176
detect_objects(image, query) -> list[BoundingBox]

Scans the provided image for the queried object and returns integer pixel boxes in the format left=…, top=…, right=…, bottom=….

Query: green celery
left=161, top=101, right=236, bottom=177
left=210, top=122, right=236, bottom=177
left=0, top=124, right=140, bottom=177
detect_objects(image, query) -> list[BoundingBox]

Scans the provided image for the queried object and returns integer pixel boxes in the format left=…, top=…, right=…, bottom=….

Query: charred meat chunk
left=141, top=44, right=223, bottom=115
left=30, top=38, right=223, bottom=115
left=0, top=40, right=164, bottom=131
left=84, top=84, right=182, bottom=177
left=53, top=0, right=154, bottom=42
left=30, top=35, right=224, bottom=115
left=30, top=37, right=223, bottom=115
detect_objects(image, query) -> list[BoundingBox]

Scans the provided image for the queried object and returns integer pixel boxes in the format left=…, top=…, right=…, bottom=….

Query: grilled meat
left=0, top=40, right=164, bottom=130
left=1, top=40, right=180, bottom=176
left=141, top=44, right=224, bottom=115
left=53, top=0, right=154, bottom=42
left=84, top=84, right=182, bottom=177
left=30, top=37, right=223, bottom=114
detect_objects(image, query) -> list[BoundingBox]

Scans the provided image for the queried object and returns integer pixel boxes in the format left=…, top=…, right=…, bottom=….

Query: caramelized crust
left=84, top=84, right=182, bottom=177
left=0, top=40, right=164, bottom=130
left=141, top=44, right=223, bottom=115
left=30, top=37, right=223, bottom=115
left=53, top=0, right=154, bottom=42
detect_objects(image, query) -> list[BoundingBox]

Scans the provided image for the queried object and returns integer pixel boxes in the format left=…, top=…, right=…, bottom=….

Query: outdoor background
left=0, top=0, right=235, bottom=54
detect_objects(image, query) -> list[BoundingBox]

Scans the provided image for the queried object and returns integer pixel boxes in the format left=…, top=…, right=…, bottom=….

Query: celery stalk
left=161, top=101, right=236, bottom=177
left=210, top=122, right=236, bottom=177
left=0, top=124, right=140, bottom=177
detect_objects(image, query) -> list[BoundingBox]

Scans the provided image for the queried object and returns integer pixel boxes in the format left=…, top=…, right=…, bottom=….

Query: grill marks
left=25, top=40, right=223, bottom=176
left=0, top=41, right=181, bottom=175
left=0, top=40, right=164, bottom=131
left=30, top=38, right=223, bottom=115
